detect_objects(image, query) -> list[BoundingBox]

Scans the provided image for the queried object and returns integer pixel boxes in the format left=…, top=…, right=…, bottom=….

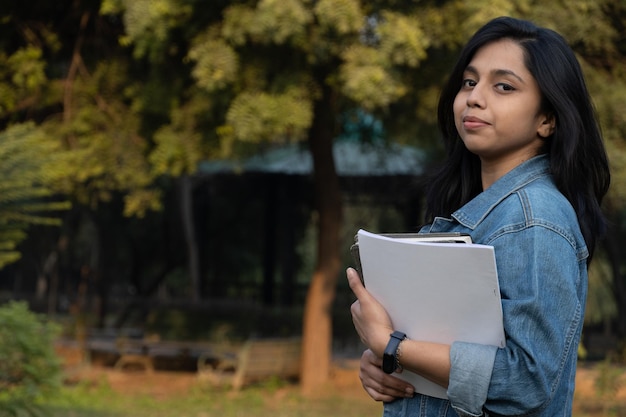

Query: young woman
left=347, top=16, right=610, bottom=417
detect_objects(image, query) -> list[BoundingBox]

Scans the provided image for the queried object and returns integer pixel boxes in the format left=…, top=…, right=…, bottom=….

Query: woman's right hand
left=359, top=349, right=415, bottom=402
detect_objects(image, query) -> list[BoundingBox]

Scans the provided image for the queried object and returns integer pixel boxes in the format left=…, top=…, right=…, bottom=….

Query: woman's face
left=453, top=39, right=554, bottom=170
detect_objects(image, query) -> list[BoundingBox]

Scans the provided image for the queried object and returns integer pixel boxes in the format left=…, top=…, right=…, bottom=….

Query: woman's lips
left=462, top=115, right=489, bottom=130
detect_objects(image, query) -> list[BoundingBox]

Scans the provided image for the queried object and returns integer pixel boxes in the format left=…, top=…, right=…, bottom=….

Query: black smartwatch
left=382, top=331, right=406, bottom=374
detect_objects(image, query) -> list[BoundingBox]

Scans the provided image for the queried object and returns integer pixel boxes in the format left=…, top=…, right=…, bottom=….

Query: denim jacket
left=384, top=155, right=588, bottom=417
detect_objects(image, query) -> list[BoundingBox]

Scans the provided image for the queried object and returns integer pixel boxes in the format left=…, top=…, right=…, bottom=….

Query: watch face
left=383, top=332, right=406, bottom=374
left=382, top=353, right=396, bottom=374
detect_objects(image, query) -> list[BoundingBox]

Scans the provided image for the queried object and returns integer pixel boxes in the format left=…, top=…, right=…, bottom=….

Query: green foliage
left=188, top=37, right=239, bottom=93
left=185, top=0, right=445, bottom=152
left=102, top=0, right=193, bottom=61
left=0, top=47, right=47, bottom=116
left=0, top=123, right=70, bottom=268
left=8, top=0, right=626, bottom=216
left=224, top=88, right=314, bottom=144
left=339, top=45, right=407, bottom=109
left=377, top=11, right=429, bottom=67
left=149, top=89, right=227, bottom=176
left=150, top=106, right=207, bottom=177
left=527, top=0, right=616, bottom=58
left=314, top=0, right=364, bottom=36
left=45, top=59, right=162, bottom=217
left=582, top=62, right=626, bottom=208
left=253, top=0, right=312, bottom=45
left=586, top=250, right=617, bottom=326
left=0, top=301, right=62, bottom=417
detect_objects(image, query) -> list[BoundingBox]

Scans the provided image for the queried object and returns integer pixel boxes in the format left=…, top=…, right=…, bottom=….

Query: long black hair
left=426, top=16, right=610, bottom=259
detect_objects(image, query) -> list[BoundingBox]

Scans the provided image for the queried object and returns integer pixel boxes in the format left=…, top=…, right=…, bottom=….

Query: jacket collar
left=451, top=155, right=551, bottom=230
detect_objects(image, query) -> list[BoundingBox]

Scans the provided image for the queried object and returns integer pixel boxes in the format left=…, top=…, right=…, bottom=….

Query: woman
left=348, top=16, right=610, bottom=417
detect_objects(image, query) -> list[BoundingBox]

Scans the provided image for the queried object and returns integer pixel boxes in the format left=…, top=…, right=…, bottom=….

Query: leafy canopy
left=0, top=123, right=70, bottom=268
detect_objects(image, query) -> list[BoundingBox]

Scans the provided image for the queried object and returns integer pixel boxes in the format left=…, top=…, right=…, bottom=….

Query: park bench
left=197, top=337, right=302, bottom=390
left=85, top=328, right=147, bottom=369
left=86, top=330, right=216, bottom=372
left=113, top=339, right=227, bottom=372
left=113, top=338, right=155, bottom=372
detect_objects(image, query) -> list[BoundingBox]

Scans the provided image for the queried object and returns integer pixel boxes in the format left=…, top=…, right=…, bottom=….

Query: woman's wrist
left=375, top=329, right=394, bottom=358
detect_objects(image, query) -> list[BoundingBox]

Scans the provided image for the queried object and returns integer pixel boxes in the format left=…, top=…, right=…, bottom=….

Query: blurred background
left=1, top=0, right=626, bottom=415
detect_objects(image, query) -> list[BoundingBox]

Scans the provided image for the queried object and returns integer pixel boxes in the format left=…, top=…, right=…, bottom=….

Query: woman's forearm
left=397, top=339, right=451, bottom=389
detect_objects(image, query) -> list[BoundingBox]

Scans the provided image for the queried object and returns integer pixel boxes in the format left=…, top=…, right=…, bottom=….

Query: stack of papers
left=354, top=229, right=505, bottom=399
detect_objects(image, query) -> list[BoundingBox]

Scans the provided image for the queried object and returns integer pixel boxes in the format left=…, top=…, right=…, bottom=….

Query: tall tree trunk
left=181, top=175, right=200, bottom=302
left=262, top=178, right=278, bottom=305
left=301, top=83, right=342, bottom=395
left=603, top=207, right=626, bottom=340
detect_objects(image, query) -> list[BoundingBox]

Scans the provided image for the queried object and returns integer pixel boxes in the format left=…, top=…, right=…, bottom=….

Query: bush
left=0, top=301, right=62, bottom=416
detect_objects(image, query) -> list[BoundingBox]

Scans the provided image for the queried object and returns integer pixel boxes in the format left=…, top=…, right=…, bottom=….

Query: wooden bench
left=87, top=333, right=217, bottom=373
left=85, top=328, right=147, bottom=370
left=197, top=337, right=301, bottom=390
left=113, top=338, right=155, bottom=372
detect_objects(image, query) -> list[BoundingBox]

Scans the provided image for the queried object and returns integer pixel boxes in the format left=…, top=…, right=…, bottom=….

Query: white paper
left=357, top=229, right=505, bottom=399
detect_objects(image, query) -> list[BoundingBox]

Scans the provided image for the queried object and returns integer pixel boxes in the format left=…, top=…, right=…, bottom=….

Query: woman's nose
left=466, top=85, right=485, bottom=108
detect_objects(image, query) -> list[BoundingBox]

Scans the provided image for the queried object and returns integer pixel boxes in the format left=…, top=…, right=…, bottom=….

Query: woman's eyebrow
left=492, top=68, right=525, bottom=83
left=464, top=65, right=525, bottom=84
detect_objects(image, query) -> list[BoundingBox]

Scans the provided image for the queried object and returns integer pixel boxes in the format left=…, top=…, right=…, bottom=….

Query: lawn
left=44, top=365, right=379, bottom=417
left=46, top=384, right=379, bottom=417
left=37, top=361, right=626, bottom=417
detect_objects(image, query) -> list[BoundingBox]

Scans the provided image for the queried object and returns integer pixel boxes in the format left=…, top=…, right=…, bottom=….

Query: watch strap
left=382, top=331, right=406, bottom=374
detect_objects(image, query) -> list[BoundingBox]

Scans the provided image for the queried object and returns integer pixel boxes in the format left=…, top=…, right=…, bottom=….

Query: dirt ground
left=57, top=344, right=626, bottom=413
left=65, top=363, right=626, bottom=398
left=62, top=357, right=371, bottom=401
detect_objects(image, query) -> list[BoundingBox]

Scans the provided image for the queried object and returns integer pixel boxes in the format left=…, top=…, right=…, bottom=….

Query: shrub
left=0, top=301, right=62, bottom=416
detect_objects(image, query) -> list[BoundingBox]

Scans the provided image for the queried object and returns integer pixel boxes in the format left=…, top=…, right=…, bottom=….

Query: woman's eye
left=496, top=83, right=515, bottom=92
left=462, top=79, right=477, bottom=88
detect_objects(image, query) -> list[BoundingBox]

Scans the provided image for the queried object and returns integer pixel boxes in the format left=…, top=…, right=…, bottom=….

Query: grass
left=40, top=372, right=380, bottom=417
left=29, top=361, right=626, bottom=417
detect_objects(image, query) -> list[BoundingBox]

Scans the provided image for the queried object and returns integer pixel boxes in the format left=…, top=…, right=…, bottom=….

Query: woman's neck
left=480, top=152, right=540, bottom=190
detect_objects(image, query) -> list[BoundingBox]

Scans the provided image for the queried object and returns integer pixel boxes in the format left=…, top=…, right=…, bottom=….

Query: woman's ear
left=538, top=114, right=556, bottom=138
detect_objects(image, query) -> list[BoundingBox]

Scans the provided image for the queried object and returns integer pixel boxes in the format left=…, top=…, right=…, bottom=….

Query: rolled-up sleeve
left=448, top=342, right=498, bottom=416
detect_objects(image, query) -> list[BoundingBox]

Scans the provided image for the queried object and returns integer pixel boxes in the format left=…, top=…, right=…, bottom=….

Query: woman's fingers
left=347, top=268, right=394, bottom=355
left=346, top=267, right=367, bottom=298
left=359, top=349, right=415, bottom=402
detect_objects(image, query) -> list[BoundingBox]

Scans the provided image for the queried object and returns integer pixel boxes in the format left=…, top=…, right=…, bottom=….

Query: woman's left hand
left=359, top=349, right=415, bottom=402
left=347, top=267, right=394, bottom=357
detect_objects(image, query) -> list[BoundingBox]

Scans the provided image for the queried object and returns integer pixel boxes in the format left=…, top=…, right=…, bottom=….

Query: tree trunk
left=181, top=175, right=200, bottom=302
left=603, top=210, right=626, bottom=340
left=262, top=178, right=278, bottom=305
left=300, top=82, right=342, bottom=395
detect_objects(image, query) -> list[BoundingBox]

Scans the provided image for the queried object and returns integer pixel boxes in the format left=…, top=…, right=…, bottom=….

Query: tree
left=0, top=124, right=70, bottom=269
left=0, top=0, right=161, bottom=217
left=104, top=0, right=529, bottom=392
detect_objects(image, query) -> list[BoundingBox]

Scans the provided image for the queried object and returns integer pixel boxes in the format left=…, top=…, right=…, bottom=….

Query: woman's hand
left=360, top=349, right=415, bottom=402
left=349, top=267, right=450, bottom=400
left=347, top=267, right=393, bottom=356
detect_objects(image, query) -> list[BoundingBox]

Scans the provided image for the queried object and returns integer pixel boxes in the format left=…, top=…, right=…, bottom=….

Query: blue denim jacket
left=384, top=155, right=587, bottom=417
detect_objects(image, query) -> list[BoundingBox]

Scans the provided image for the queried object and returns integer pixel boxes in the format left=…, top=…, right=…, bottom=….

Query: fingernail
left=405, top=387, right=414, bottom=397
